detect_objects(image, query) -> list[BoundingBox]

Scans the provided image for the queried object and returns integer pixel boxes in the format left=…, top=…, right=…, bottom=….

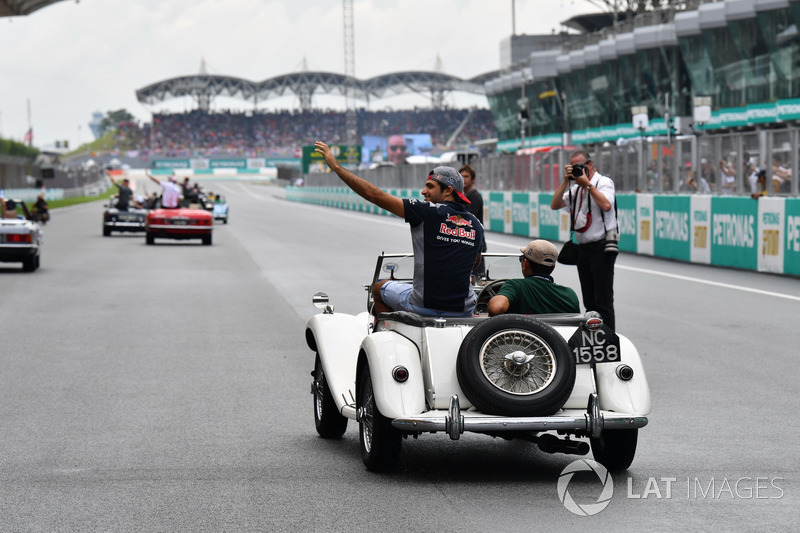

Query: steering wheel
left=474, top=279, right=507, bottom=314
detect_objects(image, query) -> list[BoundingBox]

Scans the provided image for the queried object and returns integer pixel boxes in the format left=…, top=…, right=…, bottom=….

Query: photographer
left=550, top=150, right=619, bottom=330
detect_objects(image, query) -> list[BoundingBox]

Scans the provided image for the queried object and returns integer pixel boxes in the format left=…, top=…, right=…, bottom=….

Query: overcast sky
left=0, top=0, right=598, bottom=148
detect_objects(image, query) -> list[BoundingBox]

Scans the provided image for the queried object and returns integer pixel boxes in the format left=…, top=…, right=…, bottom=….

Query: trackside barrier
left=286, top=186, right=800, bottom=277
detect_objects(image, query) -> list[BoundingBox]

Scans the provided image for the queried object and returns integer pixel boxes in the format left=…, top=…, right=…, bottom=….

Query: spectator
left=772, top=156, right=791, bottom=192
left=744, top=153, right=760, bottom=194
left=719, top=158, right=736, bottom=194
left=488, top=240, right=580, bottom=316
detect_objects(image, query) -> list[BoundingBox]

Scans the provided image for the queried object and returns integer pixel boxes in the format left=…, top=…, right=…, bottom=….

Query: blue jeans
left=381, top=281, right=475, bottom=317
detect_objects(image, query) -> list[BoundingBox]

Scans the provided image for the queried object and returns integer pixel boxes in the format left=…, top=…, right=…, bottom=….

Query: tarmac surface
left=1, top=180, right=797, bottom=531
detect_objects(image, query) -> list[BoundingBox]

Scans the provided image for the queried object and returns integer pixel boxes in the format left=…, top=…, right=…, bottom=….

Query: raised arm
left=105, top=169, right=118, bottom=186
left=314, top=141, right=404, bottom=218
left=145, top=171, right=161, bottom=186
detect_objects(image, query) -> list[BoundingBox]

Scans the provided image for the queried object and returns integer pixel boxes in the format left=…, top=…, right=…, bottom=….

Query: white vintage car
left=0, top=199, right=42, bottom=272
left=306, top=253, right=651, bottom=472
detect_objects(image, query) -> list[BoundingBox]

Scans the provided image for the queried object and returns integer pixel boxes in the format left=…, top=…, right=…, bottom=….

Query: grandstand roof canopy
left=136, top=70, right=497, bottom=112
left=0, top=0, right=65, bottom=16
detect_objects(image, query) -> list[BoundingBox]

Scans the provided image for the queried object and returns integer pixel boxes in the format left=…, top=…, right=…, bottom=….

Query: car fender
left=359, top=332, right=425, bottom=419
left=306, top=312, right=370, bottom=412
left=595, top=334, right=651, bottom=416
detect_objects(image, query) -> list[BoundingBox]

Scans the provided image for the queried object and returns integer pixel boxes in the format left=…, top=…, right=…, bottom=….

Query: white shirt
left=560, top=172, right=617, bottom=244
left=160, top=180, right=182, bottom=208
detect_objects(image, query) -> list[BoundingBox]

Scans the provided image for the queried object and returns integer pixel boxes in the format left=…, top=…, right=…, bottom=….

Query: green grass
left=48, top=188, right=116, bottom=209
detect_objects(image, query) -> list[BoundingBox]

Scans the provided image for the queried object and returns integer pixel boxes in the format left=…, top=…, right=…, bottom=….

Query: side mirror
left=312, top=292, right=334, bottom=314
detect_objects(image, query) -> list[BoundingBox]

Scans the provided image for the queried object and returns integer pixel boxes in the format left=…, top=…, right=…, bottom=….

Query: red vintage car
left=145, top=206, right=213, bottom=245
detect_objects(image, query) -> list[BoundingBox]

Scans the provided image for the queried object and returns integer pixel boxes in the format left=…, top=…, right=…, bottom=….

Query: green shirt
left=497, top=275, right=580, bottom=314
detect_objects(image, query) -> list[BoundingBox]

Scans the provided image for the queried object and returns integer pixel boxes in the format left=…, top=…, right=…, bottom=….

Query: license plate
left=119, top=215, right=138, bottom=221
left=171, top=219, right=190, bottom=225
left=568, top=323, right=621, bottom=364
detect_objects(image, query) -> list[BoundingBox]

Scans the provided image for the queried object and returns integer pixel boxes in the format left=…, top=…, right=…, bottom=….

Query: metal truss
left=0, top=0, right=67, bottom=17
left=136, top=70, right=497, bottom=112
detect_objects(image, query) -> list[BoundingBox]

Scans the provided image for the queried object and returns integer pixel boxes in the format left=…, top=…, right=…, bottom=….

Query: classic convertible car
left=102, top=197, right=148, bottom=236
left=306, top=253, right=651, bottom=472
left=212, top=195, right=228, bottom=224
left=0, top=199, right=42, bottom=272
left=145, top=200, right=213, bottom=245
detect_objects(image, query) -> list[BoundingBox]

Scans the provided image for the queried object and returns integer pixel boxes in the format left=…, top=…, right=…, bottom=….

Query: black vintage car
left=102, top=197, right=148, bottom=236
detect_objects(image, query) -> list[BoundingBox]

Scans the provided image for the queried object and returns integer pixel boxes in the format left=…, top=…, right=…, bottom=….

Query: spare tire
left=456, top=314, right=575, bottom=416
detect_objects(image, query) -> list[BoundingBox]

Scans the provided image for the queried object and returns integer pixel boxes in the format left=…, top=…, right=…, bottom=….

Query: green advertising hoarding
left=538, top=193, right=561, bottom=241
left=617, top=195, right=637, bottom=253
left=710, top=197, right=758, bottom=270
left=488, top=192, right=505, bottom=233
left=302, top=145, right=362, bottom=174
left=152, top=159, right=190, bottom=169
left=785, top=198, right=800, bottom=276
left=653, top=196, right=691, bottom=261
left=511, top=192, right=530, bottom=236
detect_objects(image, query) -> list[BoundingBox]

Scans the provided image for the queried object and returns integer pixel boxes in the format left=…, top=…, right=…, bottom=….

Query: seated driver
left=488, top=240, right=580, bottom=316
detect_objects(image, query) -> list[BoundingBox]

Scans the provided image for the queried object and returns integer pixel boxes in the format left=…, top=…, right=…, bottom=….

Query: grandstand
left=483, top=0, right=800, bottom=196
left=135, top=70, right=498, bottom=113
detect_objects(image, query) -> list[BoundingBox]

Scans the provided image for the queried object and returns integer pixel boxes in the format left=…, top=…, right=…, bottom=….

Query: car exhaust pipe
left=537, top=433, right=589, bottom=456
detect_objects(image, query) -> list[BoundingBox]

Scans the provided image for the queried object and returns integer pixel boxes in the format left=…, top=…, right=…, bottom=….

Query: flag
left=23, top=128, right=33, bottom=146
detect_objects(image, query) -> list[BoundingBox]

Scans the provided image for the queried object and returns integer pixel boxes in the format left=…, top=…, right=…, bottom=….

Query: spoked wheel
left=591, top=428, right=638, bottom=472
left=312, top=354, right=347, bottom=438
left=358, top=364, right=401, bottom=471
left=456, top=315, right=575, bottom=416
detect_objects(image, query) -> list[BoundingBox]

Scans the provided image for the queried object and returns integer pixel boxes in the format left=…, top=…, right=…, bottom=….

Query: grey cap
left=428, top=166, right=470, bottom=204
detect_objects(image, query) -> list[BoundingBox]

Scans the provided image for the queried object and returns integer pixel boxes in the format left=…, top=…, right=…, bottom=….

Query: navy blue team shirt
left=402, top=198, right=484, bottom=312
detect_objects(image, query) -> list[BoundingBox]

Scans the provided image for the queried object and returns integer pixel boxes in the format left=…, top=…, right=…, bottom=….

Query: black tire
left=591, top=429, right=638, bottom=472
left=22, top=255, right=36, bottom=272
left=202, top=234, right=212, bottom=246
left=456, top=314, right=575, bottom=417
left=358, top=364, right=401, bottom=471
left=103, top=227, right=111, bottom=237
left=146, top=233, right=155, bottom=245
left=313, top=354, right=348, bottom=438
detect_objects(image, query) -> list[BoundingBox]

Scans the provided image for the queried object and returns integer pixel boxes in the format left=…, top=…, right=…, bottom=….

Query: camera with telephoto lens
left=570, top=163, right=586, bottom=179
left=604, top=229, right=620, bottom=254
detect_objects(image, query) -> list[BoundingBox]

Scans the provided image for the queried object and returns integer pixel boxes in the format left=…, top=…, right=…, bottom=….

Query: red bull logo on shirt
left=439, top=222, right=476, bottom=239
left=444, top=214, right=473, bottom=227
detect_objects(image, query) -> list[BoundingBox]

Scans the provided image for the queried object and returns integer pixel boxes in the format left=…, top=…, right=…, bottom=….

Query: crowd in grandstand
left=126, top=107, right=495, bottom=159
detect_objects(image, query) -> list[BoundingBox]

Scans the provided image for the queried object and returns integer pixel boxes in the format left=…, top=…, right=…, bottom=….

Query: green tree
left=98, top=109, right=137, bottom=136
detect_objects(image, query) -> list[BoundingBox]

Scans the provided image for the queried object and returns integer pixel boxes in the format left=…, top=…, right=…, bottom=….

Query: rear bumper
left=105, top=221, right=145, bottom=231
left=0, top=245, right=39, bottom=261
left=391, top=393, right=648, bottom=440
left=147, top=226, right=212, bottom=239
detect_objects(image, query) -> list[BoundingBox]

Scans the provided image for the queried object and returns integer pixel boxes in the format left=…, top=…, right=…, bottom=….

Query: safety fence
left=286, top=186, right=800, bottom=277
